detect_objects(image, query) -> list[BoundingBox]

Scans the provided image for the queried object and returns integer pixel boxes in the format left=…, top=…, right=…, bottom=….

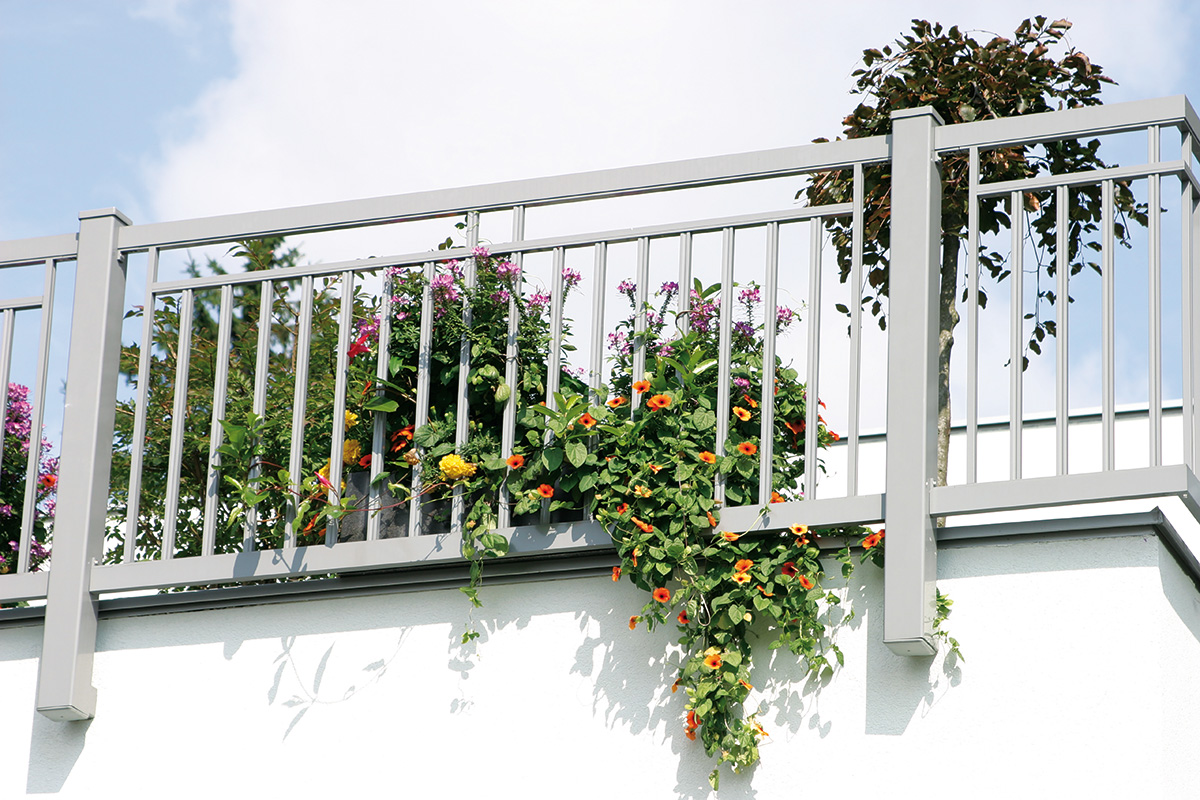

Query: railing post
left=883, top=108, right=941, bottom=656
left=36, top=208, right=129, bottom=720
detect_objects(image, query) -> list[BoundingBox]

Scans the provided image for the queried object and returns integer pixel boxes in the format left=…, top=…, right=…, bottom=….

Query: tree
left=803, top=18, right=1145, bottom=486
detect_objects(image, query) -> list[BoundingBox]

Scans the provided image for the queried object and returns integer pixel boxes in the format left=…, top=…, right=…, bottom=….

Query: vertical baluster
left=0, top=310, right=14, bottom=529
left=125, top=248, right=159, bottom=561
left=966, top=147, right=980, bottom=484
left=1148, top=126, right=1163, bottom=466
left=758, top=223, right=779, bottom=505
left=452, top=213, right=479, bottom=536
left=285, top=275, right=314, bottom=547
left=677, top=232, right=693, bottom=334
left=804, top=220, right=823, bottom=499
left=247, top=279, right=274, bottom=550
left=162, top=289, right=194, bottom=559
left=201, top=283, right=234, bottom=556
left=1055, top=184, right=1069, bottom=475
left=541, top=246, right=568, bottom=525
left=630, top=238, right=650, bottom=412
left=325, top=271, right=355, bottom=546
left=588, top=242, right=608, bottom=404
left=714, top=228, right=735, bottom=504
left=368, top=273, right=393, bottom=541
left=17, top=259, right=57, bottom=573
left=410, top=261, right=435, bottom=536
left=847, top=164, right=865, bottom=496
left=1101, top=179, right=1115, bottom=471
left=498, top=208, right=525, bottom=528
left=1009, top=192, right=1024, bottom=480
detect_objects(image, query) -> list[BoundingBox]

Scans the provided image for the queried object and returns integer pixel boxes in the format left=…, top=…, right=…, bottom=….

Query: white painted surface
left=1, top=529, right=1197, bottom=799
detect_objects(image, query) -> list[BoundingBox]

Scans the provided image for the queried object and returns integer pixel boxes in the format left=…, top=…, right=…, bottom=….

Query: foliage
left=0, top=382, right=56, bottom=573
left=802, top=17, right=1144, bottom=484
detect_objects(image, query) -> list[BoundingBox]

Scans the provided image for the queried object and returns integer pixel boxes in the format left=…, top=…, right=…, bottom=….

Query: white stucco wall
left=1, top=527, right=1198, bottom=799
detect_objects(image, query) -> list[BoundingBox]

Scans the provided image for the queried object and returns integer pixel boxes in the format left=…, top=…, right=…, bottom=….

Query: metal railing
left=1, top=94, right=1198, bottom=719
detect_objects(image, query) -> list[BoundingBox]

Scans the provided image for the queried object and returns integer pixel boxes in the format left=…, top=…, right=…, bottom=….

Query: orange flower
left=739, top=679, right=753, bottom=690
left=634, top=484, right=651, bottom=498
left=537, top=484, right=554, bottom=498
left=789, top=524, right=808, bottom=536
left=677, top=610, right=690, bottom=625
left=737, top=442, right=757, bottom=456
left=734, top=559, right=754, bottom=573
left=732, top=406, right=751, bottom=421
left=629, top=615, right=640, bottom=630
left=685, top=727, right=697, bottom=741
left=607, top=396, right=628, bottom=408
left=751, top=720, right=769, bottom=738
left=784, top=419, right=805, bottom=447
left=579, top=412, right=597, bottom=428
left=631, top=517, right=654, bottom=533
left=757, top=585, right=775, bottom=597
left=698, top=451, right=716, bottom=464
left=671, top=679, right=680, bottom=694
left=653, top=587, right=671, bottom=603
left=616, top=503, right=629, bottom=515
left=648, top=464, right=663, bottom=474
left=703, top=653, right=722, bottom=669
left=721, top=531, right=740, bottom=542
left=706, top=511, right=718, bottom=527
left=742, top=394, right=758, bottom=409
left=799, top=575, right=815, bottom=590
left=612, top=566, right=622, bottom=581
left=633, top=380, right=651, bottom=394
left=862, top=533, right=883, bottom=550
left=770, top=491, right=785, bottom=503
left=732, top=573, right=751, bottom=585
left=647, top=394, right=672, bottom=410
left=40, top=474, right=57, bottom=489
left=781, top=561, right=798, bottom=577
left=685, top=709, right=700, bottom=739
left=506, top=454, right=525, bottom=469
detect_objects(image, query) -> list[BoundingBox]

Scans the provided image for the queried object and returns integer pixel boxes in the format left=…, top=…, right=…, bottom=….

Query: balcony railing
left=1, top=94, right=1199, bottom=720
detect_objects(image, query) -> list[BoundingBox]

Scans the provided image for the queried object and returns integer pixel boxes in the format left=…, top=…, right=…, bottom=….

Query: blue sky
left=2, top=1, right=1199, bottom=464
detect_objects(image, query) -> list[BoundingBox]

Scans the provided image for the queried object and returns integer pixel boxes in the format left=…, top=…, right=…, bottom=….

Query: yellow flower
left=344, top=411, right=358, bottom=431
left=439, top=453, right=477, bottom=481
left=343, top=439, right=362, bottom=465
left=317, top=461, right=345, bottom=491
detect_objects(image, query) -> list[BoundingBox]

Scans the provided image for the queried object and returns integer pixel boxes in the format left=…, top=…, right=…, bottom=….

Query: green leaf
left=542, top=447, right=563, bottom=472
left=362, top=396, right=399, bottom=413
left=565, top=441, right=587, bottom=468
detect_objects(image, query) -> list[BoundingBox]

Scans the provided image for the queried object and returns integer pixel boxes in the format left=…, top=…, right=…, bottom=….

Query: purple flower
left=444, top=259, right=463, bottom=279
left=491, top=289, right=512, bottom=304
left=738, top=286, right=761, bottom=307
left=496, top=260, right=520, bottom=281
left=562, top=268, right=582, bottom=291
left=472, top=246, right=491, bottom=259
left=528, top=291, right=551, bottom=310
left=733, top=377, right=751, bottom=389
left=617, top=280, right=637, bottom=300
left=431, top=273, right=460, bottom=305
left=733, top=321, right=756, bottom=341
left=0, top=505, right=12, bottom=518
left=658, top=281, right=679, bottom=298
left=657, top=343, right=675, bottom=356
left=606, top=331, right=631, bottom=356
left=776, top=306, right=796, bottom=330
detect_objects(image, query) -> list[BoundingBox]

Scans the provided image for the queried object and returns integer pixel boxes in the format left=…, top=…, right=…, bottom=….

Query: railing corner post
left=883, top=108, right=942, bottom=656
left=36, top=207, right=130, bottom=721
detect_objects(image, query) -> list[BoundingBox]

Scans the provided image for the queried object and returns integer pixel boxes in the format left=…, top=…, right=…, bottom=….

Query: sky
left=2, top=0, right=1199, bottom=480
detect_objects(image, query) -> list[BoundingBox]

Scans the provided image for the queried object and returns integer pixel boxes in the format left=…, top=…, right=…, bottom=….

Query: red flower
left=506, top=454, right=525, bottom=469
left=537, top=484, right=554, bottom=498
left=737, top=442, right=757, bottom=456
left=633, top=380, right=651, bottom=394
left=616, top=503, right=629, bottom=515
left=347, top=333, right=371, bottom=359
left=358, top=454, right=373, bottom=468
left=781, top=561, right=798, bottom=577
left=698, top=451, right=716, bottom=464
left=612, top=566, right=621, bottom=582
left=742, top=394, right=758, bottom=409
left=579, top=412, right=598, bottom=428
left=677, top=610, right=690, bottom=624
left=653, top=587, right=671, bottom=603
left=799, top=575, right=815, bottom=590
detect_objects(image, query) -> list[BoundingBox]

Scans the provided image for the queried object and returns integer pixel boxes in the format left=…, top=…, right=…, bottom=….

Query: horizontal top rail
left=936, top=94, right=1199, bottom=154
left=0, top=233, right=77, bottom=268
left=116, top=136, right=889, bottom=252
left=147, top=202, right=854, bottom=294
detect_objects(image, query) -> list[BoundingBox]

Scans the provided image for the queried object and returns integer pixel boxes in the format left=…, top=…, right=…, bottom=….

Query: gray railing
left=1, top=94, right=1198, bottom=720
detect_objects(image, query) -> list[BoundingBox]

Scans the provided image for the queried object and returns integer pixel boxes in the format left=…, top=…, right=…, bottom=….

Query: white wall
left=1, top=526, right=1197, bottom=799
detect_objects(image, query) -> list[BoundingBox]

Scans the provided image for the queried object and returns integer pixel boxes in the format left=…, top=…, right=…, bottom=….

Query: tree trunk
left=936, top=235, right=960, bottom=494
